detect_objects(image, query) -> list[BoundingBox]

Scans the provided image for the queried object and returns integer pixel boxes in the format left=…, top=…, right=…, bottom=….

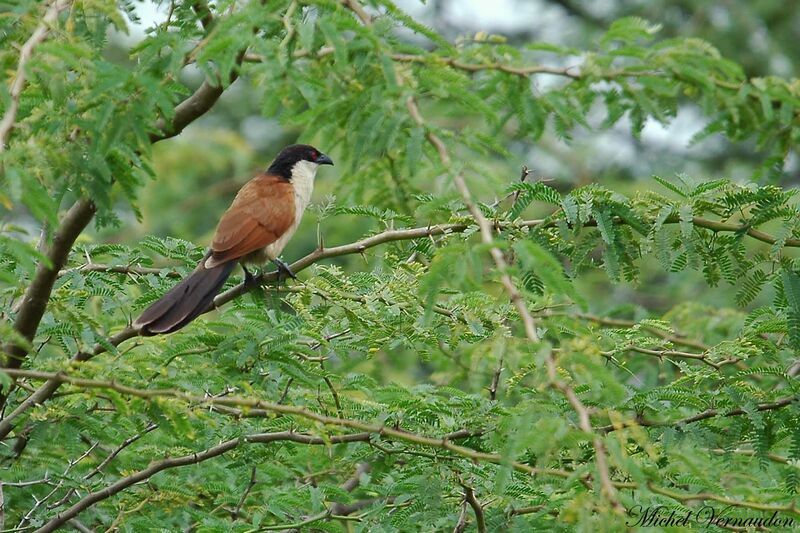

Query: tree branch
left=556, top=311, right=710, bottom=351
left=601, top=345, right=735, bottom=370
left=6, top=368, right=795, bottom=523
left=2, top=369, right=570, bottom=479
left=5, top=206, right=798, bottom=437
left=231, top=466, right=257, bottom=520
left=462, top=485, right=486, bottom=533
left=2, top=198, right=97, bottom=371
left=36, top=428, right=478, bottom=532
left=0, top=4, right=253, bottom=422
left=58, top=264, right=182, bottom=278
left=454, top=174, right=621, bottom=513
left=0, top=0, right=71, bottom=151
left=83, top=422, right=158, bottom=480
left=597, top=395, right=798, bottom=433
left=342, top=0, right=373, bottom=26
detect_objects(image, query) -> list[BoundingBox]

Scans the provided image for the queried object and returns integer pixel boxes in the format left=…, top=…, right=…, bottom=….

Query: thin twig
left=5, top=205, right=798, bottom=438
left=34, top=429, right=484, bottom=532
left=0, top=0, right=71, bottom=150
left=489, top=356, right=503, bottom=401
left=454, top=174, right=622, bottom=512
left=58, top=264, right=181, bottom=278
left=4, top=370, right=792, bottom=526
left=231, top=466, right=257, bottom=519
left=83, top=423, right=158, bottom=480
left=597, top=395, right=798, bottom=433
left=0, top=1, right=255, bottom=429
left=452, top=500, right=468, bottom=533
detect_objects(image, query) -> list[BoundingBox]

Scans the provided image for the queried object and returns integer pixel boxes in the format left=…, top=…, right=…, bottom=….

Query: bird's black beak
left=317, top=153, right=334, bottom=166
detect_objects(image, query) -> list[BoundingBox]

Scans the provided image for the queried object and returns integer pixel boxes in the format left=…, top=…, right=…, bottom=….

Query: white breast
left=264, top=160, right=318, bottom=260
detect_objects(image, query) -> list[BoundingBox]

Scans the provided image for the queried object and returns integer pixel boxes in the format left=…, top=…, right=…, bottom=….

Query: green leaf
left=601, top=17, right=662, bottom=46
left=514, top=240, right=586, bottom=308
left=782, top=269, right=800, bottom=349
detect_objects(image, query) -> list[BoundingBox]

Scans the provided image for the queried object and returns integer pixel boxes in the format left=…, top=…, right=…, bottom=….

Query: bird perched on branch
left=134, top=144, right=334, bottom=335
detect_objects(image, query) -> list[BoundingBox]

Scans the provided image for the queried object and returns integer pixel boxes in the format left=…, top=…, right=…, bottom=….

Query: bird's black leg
left=242, top=264, right=257, bottom=288
left=272, top=258, right=297, bottom=281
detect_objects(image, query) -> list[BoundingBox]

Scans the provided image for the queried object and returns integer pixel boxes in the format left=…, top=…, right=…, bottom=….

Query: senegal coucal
left=134, top=144, right=333, bottom=335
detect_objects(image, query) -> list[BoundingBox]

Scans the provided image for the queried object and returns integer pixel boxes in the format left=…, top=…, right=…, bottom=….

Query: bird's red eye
left=311, top=151, right=318, bottom=160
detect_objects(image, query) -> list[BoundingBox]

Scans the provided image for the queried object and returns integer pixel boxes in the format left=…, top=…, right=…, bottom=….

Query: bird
left=134, top=144, right=334, bottom=335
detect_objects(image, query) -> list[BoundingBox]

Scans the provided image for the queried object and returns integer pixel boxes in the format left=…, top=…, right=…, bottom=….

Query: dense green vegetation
left=1, top=0, right=799, bottom=530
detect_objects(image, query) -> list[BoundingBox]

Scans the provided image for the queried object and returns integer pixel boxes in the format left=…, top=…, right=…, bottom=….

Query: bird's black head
left=268, top=144, right=334, bottom=180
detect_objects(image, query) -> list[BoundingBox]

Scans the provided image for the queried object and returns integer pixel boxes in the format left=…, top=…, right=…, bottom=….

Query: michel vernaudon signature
left=627, top=505, right=795, bottom=529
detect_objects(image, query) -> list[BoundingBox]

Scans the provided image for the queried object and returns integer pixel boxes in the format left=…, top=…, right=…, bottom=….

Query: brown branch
left=58, top=264, right=182, bottom=278
left=601, top=345, right=734, bottom=370
left=148, top=70, right=238, bottom=143
left=597, top=395, right=798, bottom=433
left=707, top=447, right=789, bottom=465
left=453, top=179, right=538, bottom=340
left=646, top=482, right=799, bottom=514
left=231, top=466, right=257, bottom=519
left=405, top=96, right=451, bottom=167
left=0, top=5, right=254, bottom=428
left=342, top=0, right=373, bottom=25
left=83, top=423, right=158, bottom=480
left=5, top=208, right=798, bottom=437
left=0, top=0, right=71, bottom=151
left=391, top=52, right=582, bottom=79
left=246, top=40, right=773, bottom=102
left=510, top=504, right=548, bottom=516
left=2, top=369, right=571, bottom=479
left=462, top=486, right=486, bottom=533
left=548, top=311, right=711, bottom=351
left=452, top=500, right=468, bottom=533
left=6, top=369, right=794, bottom=520
left=454, top=174, right=621, bottom=512
left=1, top=476, right=53, bottom=488
left=35, top=428, right=482, bottom=532
left=2, top=198, right=97, bottom=373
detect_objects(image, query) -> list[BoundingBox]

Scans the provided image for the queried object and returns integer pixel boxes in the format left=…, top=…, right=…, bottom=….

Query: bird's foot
left=272, top=258, right=297, bottom=281
left=242, top=265, right=259, bottom=288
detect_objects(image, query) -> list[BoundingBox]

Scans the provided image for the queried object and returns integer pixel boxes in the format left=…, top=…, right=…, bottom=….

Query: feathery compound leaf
left=5, top=3, right=800, bottom=530
left=601, top=17, right=662, bottom=46
left=653, top=175, right=689, bottom=198
left=505, top=181, right=562, bottom=219
left=594, top=207, right=616, bottom=245
left=781, top=270, right=800, bottom=350
left=514, top=240, right=585, bottom=308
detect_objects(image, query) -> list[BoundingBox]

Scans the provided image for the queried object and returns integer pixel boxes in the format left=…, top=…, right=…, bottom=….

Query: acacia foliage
left=1, top=1, right=800, bottom=531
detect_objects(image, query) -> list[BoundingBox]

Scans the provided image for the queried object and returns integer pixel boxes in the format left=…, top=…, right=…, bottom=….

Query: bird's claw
left=272, top=258, right=297, bottom=281
left=242, top=265, right=259, bottom=288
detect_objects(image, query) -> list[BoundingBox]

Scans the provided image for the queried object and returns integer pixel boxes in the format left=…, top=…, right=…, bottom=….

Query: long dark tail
left=134, top=252, right=236, bottom=335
